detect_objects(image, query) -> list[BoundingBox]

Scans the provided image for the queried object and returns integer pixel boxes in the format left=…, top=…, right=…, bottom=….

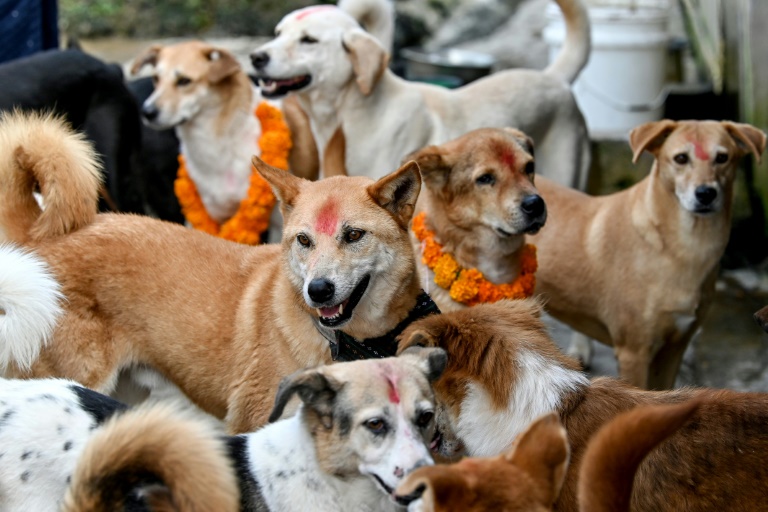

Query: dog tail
left=0, top=110, right=101, bottom=244
left=544, top=0, right=591, bottom=84
left=0, top=244, right=63, bottom=373
left=578, top=398, right=702, bottom=512
left=62, top=403, right=240, bottom=512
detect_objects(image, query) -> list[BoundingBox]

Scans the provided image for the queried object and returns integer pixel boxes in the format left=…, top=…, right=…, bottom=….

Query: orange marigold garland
left=412, top=212, right=537, bottom=305
left=174, top=101, right=292, bottom=245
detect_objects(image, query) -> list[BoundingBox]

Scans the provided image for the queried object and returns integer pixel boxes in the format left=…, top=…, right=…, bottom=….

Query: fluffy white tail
left=544, top=0, right=591, bottom=84
left=0, top=244, right=63, bottom=373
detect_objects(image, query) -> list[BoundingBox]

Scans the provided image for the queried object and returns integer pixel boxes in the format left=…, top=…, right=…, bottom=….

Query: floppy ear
left=629, top=120, right=678, bottom=163
left=131, top=45, right=161, bottom=75
left=253, top=156, right=306, bottom=218
left=405, top=145, right=451, bottom=191
left=506, top=413, right=570, bottom=507
left=400, top=347, right=447, bottom=383
left=204, top=47, right=241, bottom=83
left=722, top=121, right=766, bottom=164
left=269, top=369, right=340, bottom=424
left=367, top=160, right=422, bottom=229
left=342, top=28, right=389, bottom=96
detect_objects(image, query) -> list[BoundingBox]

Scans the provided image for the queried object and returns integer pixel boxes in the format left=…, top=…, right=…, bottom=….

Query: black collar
left=316, top=291, right=440, bottom=362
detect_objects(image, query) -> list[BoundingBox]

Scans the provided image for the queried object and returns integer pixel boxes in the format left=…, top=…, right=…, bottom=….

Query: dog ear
left=204, top=48, right=241, bottom=83
left=395, top=466, right=466, bottom=511
left=503, top=127, right=535, bottom=158
left=722, top=122, right=767, bottom=164
left=269, top=368, right=340, bottom=424
left=629, top=120, right=678, bottom=163
left=252, top=156, right=305, bottom=217
left=505, top=413, right=569, bottom=507
left=131, top=45, right=162, bottom=75
left=342, top=28, right=390, bottom=96
left=405, top=145, right=452, bottom=191
left=367, top=160, right=422, bottom=229
left=400, top=347, right=447, bottom=383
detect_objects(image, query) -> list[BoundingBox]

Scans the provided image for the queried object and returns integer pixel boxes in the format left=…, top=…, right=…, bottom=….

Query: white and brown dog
left=250, top=0, right=592, bottom=187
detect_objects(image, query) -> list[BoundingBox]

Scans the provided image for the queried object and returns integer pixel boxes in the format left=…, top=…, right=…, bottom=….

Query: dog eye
left=300, top=35, right=318, bottom=44
left=673, top=153, right=689, bottom=165
left=297, top=233, right=311, bottom=247
left=365, top=418, right=387, bottom=434
left=416, top=411, right=434, bottom=428
left=715, top=152, right=729, bottom=164
left=476, top=173, right=496, bottom=185
left=524, top=161, right=535, bottom=175
left=176, top=76, right=192, bottom=87
left=344, top=229, right=365, bottom=243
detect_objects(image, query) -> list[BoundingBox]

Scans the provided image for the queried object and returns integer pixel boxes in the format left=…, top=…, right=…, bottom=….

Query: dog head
left=253, top=156, right=421, bottom=339
left=250, top=6, right=389, bottom=98
left=397, top=299, right=588, bottom=458
left=408, top=128, right=546, bottom=240
left=630, top=120, right=766, bottom=215
left=394, top=413, right=569, bottom=512
left=131, top=41, right=245, bottom=129
left=269, top=348, right=447, bottom=501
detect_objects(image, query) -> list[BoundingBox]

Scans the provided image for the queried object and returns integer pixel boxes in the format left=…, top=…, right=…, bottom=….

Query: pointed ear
left=131, top=45, right=162, bottom=76
left=367, top=160, right=421, bottom=229
left=629, top=120, right=678, bottom=163
left=269, top=368, right=340, bottom=424
left=342, top=28, right=389, bottom=96
left=204, top=47, right=241, bottom=83
left=253, top=156, right=305, bottom=217
left=400, top=347, right=447, bottom=383
left=722, top=121, right=766, bottom=164
left=395, top=466, right=466, bottom=511
left=405, top=145, right=452, bottom=191
left=506, top=413, right=569, bottom=506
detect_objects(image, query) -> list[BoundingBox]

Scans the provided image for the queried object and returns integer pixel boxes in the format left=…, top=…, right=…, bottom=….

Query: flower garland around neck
left=174, top=101, right=292, bottom=245
left=411, top=212, right=537, bottom=305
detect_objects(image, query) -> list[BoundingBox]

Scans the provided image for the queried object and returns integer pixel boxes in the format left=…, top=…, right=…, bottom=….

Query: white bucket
left=544, top=2, right=670, bottom=139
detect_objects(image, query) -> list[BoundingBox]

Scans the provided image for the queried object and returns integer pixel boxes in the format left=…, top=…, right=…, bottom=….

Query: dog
left=405, top=127, right=545, bottom=311
left=0, top=111, right=431, bottom=433
left=393, top=399, right=700, bottom=512
left=756, top=305, right=768, bottom=333
left=0, top=378, right=239, bottom=512
left=250, top=0, right=591, bottom=188
left=397, top=299, right=768, bottom=511
left=0, top=348, right=445, bottom=511
left=530, top=119, right=766, bottom=389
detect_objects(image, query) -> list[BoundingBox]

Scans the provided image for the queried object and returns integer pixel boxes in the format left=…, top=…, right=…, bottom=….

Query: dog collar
left=317, top=291, right=440, bottom=362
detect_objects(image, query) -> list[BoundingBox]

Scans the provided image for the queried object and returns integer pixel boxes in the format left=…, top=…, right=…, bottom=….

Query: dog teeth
left=339, top=303, right=344, bottom=315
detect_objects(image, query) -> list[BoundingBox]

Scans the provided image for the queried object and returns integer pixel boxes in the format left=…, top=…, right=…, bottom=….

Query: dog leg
left=647, top=328, right=700, bottom=390
left=566, top=331, right=594, bottom=370
left=614, top=344, right=652, bottom=389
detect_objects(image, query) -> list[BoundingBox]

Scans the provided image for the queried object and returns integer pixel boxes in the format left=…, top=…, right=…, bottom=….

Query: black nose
left=521, top=194, right=546, bottom=218
left=250, top=51, right=270, bottom=70
left=142, top=103, right=159, bottom=121
left=695, top=185, right=718, bottom=206
left=308, top=278, right=335, bottom=303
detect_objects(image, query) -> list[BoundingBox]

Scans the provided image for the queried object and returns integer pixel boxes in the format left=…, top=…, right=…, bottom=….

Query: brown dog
left=755, top=305, right=768, bottom=333
left=405, top=128, right=545, bottom=312
left=398, top=300, right=768, bottom=511
left=531, top=120, right=766, bottom=389
left=0, top=111, right=426, bottom=433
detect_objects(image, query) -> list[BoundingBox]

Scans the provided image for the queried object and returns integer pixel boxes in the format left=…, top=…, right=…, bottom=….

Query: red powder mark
left=387, top=379, right=400, bottom=405
left=493, top=141, right=516, bottom=169
left=295, top=5, right=336, bottom=20
left=315, top=199, right=339, bottom=236
left=691, top=139, right=710, bottom=161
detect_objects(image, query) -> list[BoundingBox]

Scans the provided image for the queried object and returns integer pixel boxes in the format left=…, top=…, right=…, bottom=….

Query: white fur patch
left=0, top=245, right=63, bottom=373
left=456, top=349, right=589, bottom=457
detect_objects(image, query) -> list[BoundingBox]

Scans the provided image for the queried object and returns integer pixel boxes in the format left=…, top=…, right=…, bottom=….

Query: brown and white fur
left=0, top=111, right=424, bottom=433
left=406, top=127, right=545, bottom=311
left=250, top=0, right=591, bottom=188
left=532, top=120, right=767, bottom=389
left=398, top=299, right=768, bottom=512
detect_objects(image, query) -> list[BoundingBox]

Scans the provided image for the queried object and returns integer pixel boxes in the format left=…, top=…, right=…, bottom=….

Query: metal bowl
left=400, top=47, right=496, bottom=87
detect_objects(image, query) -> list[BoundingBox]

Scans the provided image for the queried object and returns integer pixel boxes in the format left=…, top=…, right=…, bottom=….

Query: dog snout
left=695, top=185, right=718, bottom=206
left=250, top=51, right=270, bottom=70
left=141, top=103, right=159, bottom=122
left=307, top=278, right=335, bottom=303
left=521, top=194, right=546, bottom=219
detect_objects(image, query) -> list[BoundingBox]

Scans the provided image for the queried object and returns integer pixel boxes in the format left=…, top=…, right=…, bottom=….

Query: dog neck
left=296, top=89, right=342, bottom=177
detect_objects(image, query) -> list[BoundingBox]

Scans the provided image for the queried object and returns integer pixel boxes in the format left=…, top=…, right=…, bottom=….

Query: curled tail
left=544, top=0, right=591, bottom=84
left=578, top=399, right=702, bottom=512
left=62, top=404, right=240, bottom=512
left=0, top=110, right=101, bottom=244
left=0, top=244, right=63, bottom=373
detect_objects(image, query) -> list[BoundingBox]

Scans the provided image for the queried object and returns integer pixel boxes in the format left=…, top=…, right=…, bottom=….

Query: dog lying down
left=395, top=400, right=700, bottom=512
left=397, top=299, right=768, bottom=511
left=0, top=348, right=446, bottom=512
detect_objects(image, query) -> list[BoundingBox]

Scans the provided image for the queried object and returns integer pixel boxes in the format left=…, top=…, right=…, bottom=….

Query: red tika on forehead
left=295, top=5, right=337, bottom=20
left=315, top=198, right=339, bottom=236
left=493, top=141, right=516, bottom=169
left=691, top=138, right=710, bottom=161
left=387, top=378, right=400, bottom=405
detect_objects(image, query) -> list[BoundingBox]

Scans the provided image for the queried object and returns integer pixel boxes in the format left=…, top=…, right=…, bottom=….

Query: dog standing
left=250, top=0, right=591, bottom=188
left=531, top=120, right=766, bottom=389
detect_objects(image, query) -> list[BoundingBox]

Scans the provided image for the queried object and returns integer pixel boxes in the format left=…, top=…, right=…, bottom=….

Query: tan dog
left=0, top=111, right=426, bottom=433
left=398, top=300, right=768, bottom=511
left=406, top=128, right=545, bottom=311
left=531, top=120, right=767, bottom=389
left=755, top=305, right=768, bottom=333
left=250, top=0, right=591, bottom=187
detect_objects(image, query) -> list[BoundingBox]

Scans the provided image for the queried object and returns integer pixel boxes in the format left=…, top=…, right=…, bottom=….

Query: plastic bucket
left=544, top=3, right=670, bottom=139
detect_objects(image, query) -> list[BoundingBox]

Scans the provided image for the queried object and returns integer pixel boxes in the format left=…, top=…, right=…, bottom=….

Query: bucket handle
left=579, top=79, right=674, bottom=113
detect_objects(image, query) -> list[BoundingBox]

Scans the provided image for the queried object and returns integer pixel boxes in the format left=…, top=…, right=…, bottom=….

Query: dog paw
left=566, top=333, right=593, bottom=370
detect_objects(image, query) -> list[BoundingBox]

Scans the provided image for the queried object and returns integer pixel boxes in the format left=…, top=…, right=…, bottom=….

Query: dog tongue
left=319, top=305, right=341, bottom=318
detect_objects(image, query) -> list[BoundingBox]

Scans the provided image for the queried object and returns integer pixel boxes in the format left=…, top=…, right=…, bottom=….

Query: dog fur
left=0, top=111, right=425, bottom=432
left=398, top=299, right=768, bottom=511
left=405, top=127, right=545, bottom=311
left=531, top=119, right=767, bottom=389
left=755, top=305, right=768, bottom=333
left=250, top=0, right=591, bottom=187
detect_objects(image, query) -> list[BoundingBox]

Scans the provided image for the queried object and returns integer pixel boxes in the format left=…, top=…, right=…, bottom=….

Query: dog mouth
left=692, top=205, right=717, bottom=215
left=394, top=484, right=426, bottom=506
left=257, top=75, right=311, bottom=97
left=429, top=430, right=443, bottom=453
left=372, top=473, right=414, bottom=505
left=315, top=275, right=370, bottom=328
left=523, top=220, right=545, bottom=234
